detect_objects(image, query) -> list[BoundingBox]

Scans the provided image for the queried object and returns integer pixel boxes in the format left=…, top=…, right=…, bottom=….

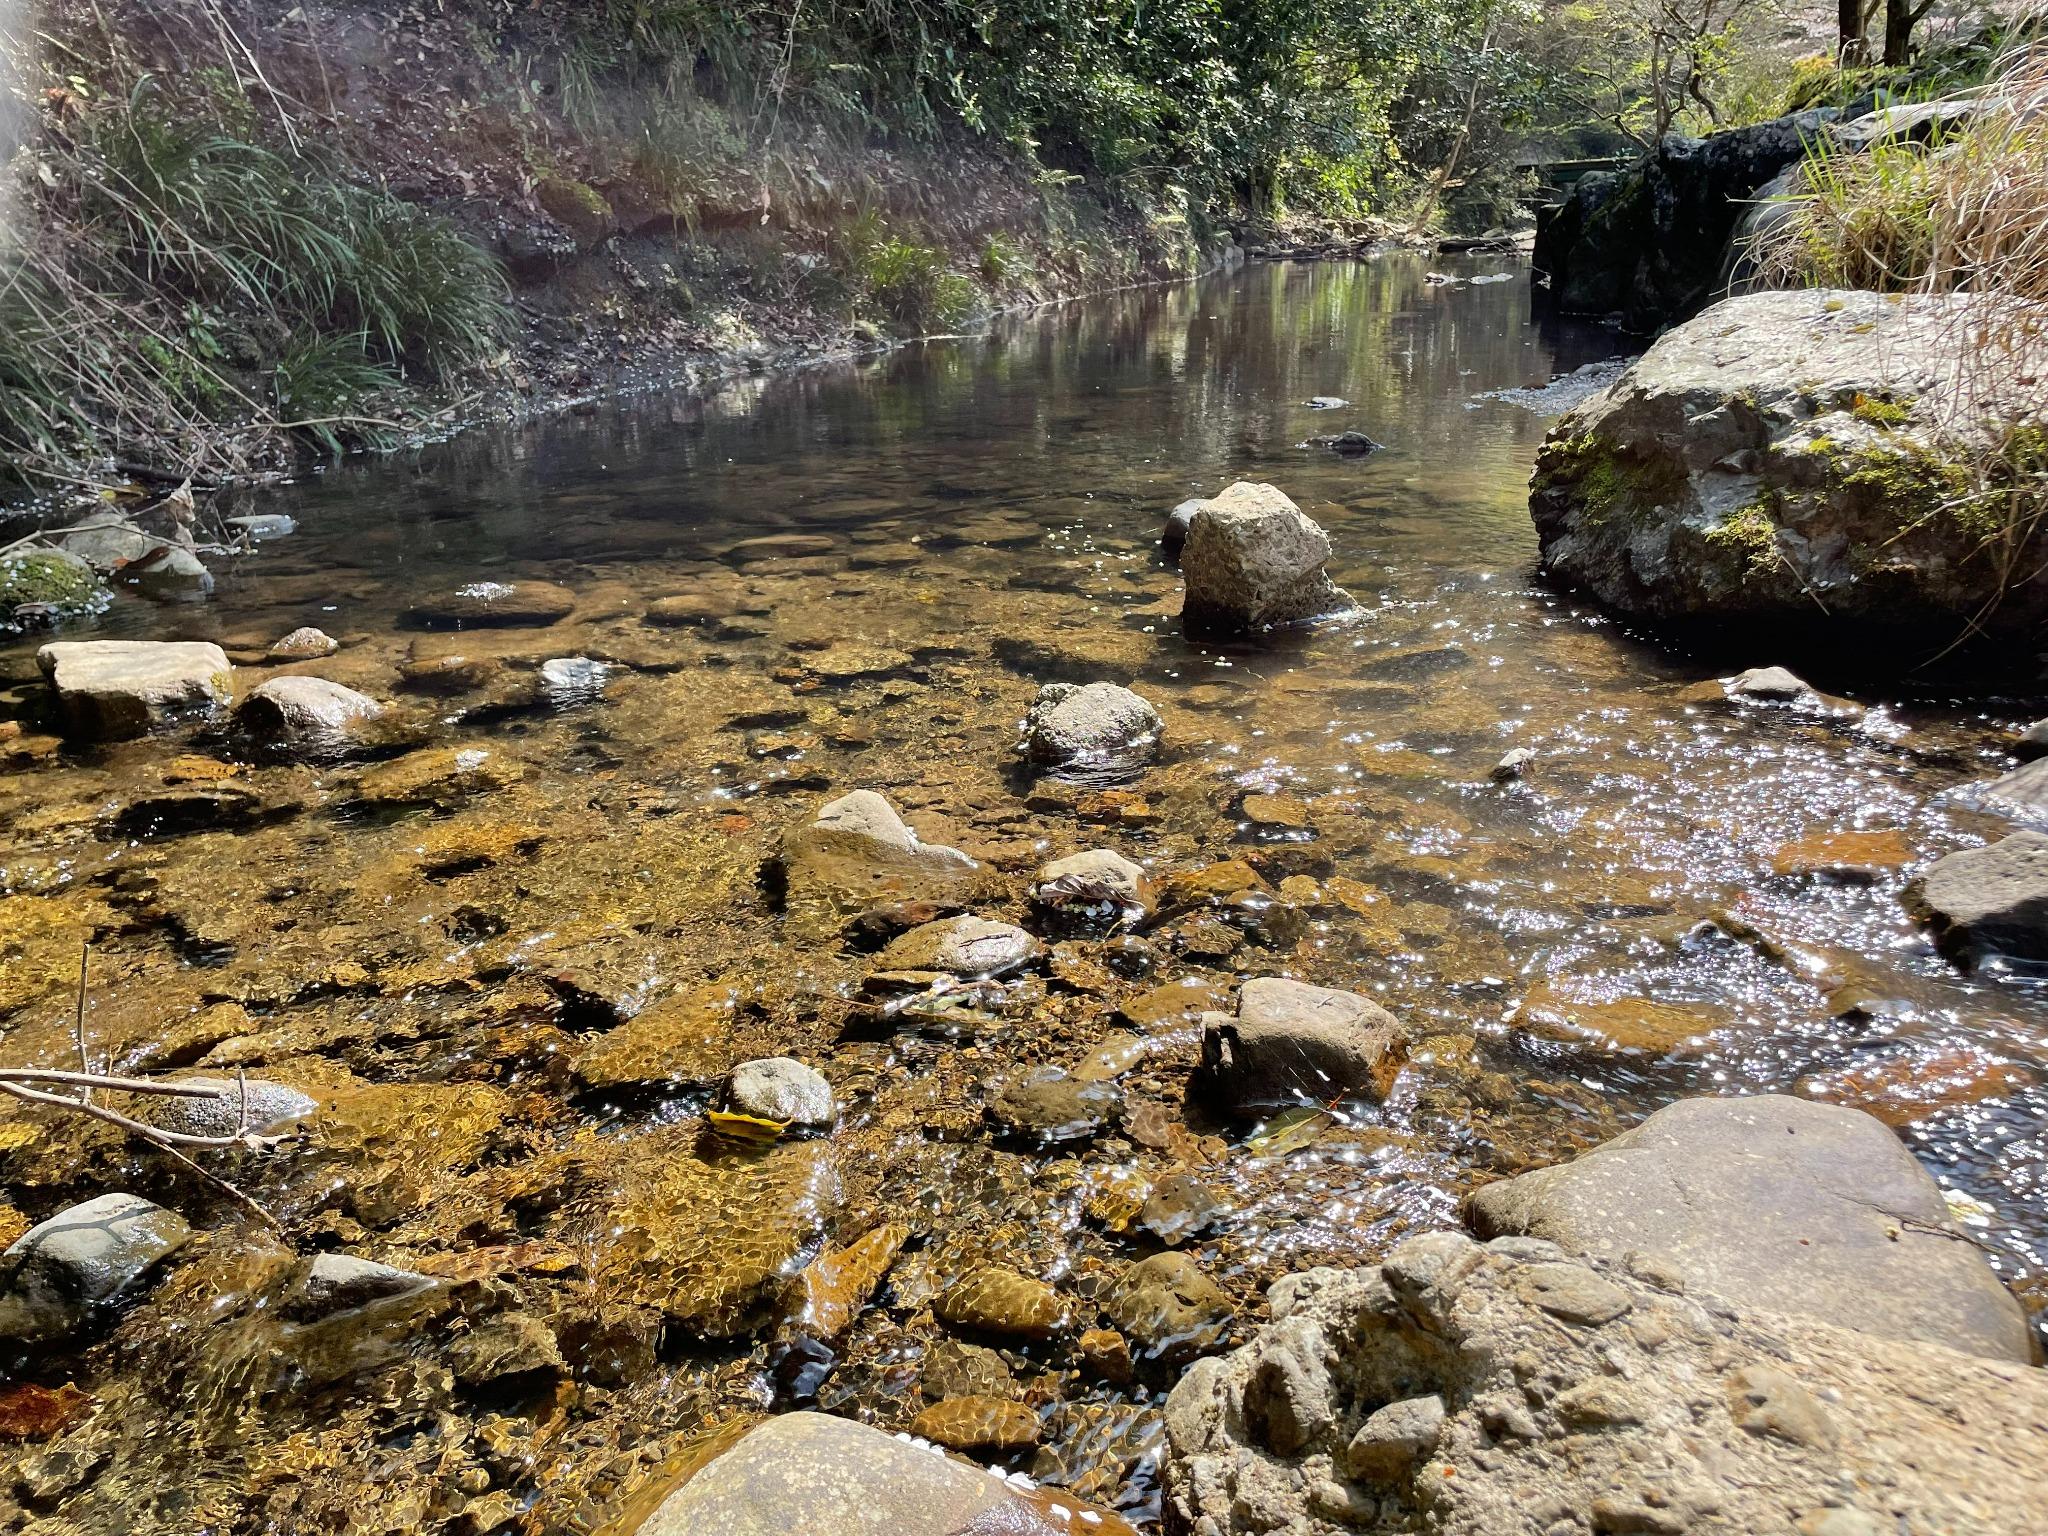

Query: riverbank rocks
left=777, top=789, right=984, bottom=916
left=1179, top=482, right=1355, bottom=633
left=1534, top=108, right=1837, bottom=331
left=1162, top=1230, right=2048, bottom=1536
left=1196, top=978, right=1406, bottom=1114
left=37, top=640, right=233, bottom=740
left=1021, top=681, right=1162, bottom=777
left=876, top=915, right=1042, bottom=978
left=1031, top=847, right=1153, bottom=930
left=0, top=1194, right=192, bottom=1343
left=234, top=676, right=385, bottom=759
left=935, top=1266, right=1068, bottom=1341
left=726, top=1057, right=835, bottom=1128
left=1529, top=289, right=2048, bottom=667
left=407, top=579, right=576, bottom=628
left=1906, top=832, right=2048, bottom=967
left=1465, top=1093, right=2032, bottom=1361
left=627, top=1412, right=1136, bottom=1536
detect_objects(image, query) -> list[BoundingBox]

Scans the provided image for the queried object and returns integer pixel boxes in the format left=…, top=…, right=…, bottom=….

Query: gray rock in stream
left=1464, top=1093, right=2033, bottom=1362
left=0, top=1193, right=193, bottom=1343
left=37, top=640, right=234, bottom=740
left=1180, top=481, right=1355, bottom=632
left=235, top=676, right=385, bottom=759
left=1905, top=831, right=2048, bottom=967
left=726, top=1057, right=835, bottom=1128
left=1021, top=681, right=1161, bottom=775
left=1197, top=978, right=1407, bottom=1115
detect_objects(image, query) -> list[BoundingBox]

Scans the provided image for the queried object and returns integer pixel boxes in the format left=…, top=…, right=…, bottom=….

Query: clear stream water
left=0, top=254, right=2042, bottom=1532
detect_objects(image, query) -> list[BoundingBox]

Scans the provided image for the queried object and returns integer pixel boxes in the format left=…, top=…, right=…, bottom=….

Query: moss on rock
left=0, top=549, right=105, bottom=622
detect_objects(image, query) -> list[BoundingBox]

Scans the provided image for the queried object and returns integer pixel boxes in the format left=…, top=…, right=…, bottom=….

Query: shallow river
left=1, top=255, right=2043, bottom=1532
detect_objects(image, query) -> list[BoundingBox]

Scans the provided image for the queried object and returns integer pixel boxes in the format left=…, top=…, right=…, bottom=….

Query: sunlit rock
left=1465, top=1093, right=2033, bottom=1361
left=627, top=1412, right=1134, bottom=1536
left=1905, top=831, right=2048, bottom=967
left=1196, top=977, right=1406, bottom=1114
left=37, top=639, right=233, bottom=740
left=1020, top=681, right=1161, bottom=776
left=1179, top=481, right=1355, bottom=632
left=0, top=1193, right=192, bottom=1343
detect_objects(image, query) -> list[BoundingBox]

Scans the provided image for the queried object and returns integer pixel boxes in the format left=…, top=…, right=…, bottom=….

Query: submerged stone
left=408, top=580, right=576, bottom=628
left=0, top=1194, right=192, bottom=1343
left=287, top=1253, right=438, bottom=1321
left=1106, top=1252, right=1233, bottom=1367
left=139, top=1076, right=316, bottom=1139
left=934, top=1266, right=1068, bottom=1341
left=778, top=789, right=984, bottom=917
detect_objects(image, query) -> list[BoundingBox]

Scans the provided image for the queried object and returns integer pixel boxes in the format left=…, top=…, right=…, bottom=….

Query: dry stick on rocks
left=0, top=944, right=289, bottom=1229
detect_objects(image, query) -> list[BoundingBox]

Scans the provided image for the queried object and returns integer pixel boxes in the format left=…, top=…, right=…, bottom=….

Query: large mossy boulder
left=1529, top=289, right=2048, bottom=670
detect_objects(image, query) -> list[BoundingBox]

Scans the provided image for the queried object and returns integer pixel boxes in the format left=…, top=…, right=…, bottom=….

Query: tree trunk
left=1839, top=0, right=1868, bottom=62
left=1883, top=0, right=1914, bottom=65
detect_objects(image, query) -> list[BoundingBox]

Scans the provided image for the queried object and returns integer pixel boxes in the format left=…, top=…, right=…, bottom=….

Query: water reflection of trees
left=239, top=255, right=1624, bottom=578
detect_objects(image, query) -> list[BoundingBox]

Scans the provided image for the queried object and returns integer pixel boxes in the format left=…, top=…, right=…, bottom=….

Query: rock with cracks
left=1179, top=482, right=1355, bottom=633
left=1463, top=1093, right=2033, bottom=1362
left=1162, top=1230, right=2048, bottom=1536
left=0, top=1194, right=193, bottom=1344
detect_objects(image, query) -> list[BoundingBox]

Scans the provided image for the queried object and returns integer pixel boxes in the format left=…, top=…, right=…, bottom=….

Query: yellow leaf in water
left=704, top=1110, right=786, bottom=1144
left=1245, top=1105, right=1330, bottom=1158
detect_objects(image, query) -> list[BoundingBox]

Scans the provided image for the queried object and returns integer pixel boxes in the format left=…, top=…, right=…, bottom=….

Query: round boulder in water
left=727, top=1057, right=836, bottom=1128
left=1021, top=681, right=1161, bottom=777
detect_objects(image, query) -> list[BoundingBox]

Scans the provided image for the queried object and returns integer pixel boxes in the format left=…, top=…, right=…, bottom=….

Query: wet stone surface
left=0, top=256, right=2043, bottom=1534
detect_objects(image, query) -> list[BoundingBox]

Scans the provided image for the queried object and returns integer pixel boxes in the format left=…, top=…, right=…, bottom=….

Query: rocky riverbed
left=0, top=258, right=2042, bottom=1533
